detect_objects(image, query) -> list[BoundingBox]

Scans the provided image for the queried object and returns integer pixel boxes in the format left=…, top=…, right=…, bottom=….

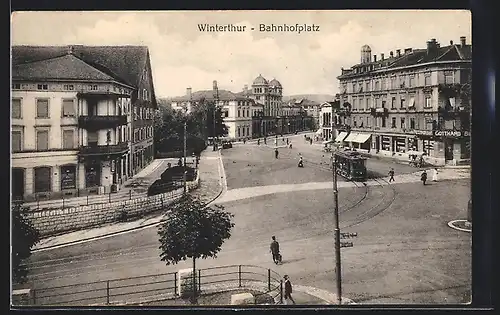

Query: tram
left=333, top=150, right=368, bottom=181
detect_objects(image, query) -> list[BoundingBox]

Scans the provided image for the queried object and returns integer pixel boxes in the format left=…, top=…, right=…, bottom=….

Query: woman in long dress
left=432, top=168, right=439, bottom=181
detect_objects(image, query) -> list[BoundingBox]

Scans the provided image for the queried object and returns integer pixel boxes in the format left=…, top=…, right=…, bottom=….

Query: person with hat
left=283, top=275, right=296, bottom=305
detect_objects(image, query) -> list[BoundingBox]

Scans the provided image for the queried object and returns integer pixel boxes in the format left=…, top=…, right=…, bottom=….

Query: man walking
left=388, top=168, right=395, bottom=182
left=275, top=148, right=279, bottom=159
left=421, top=170, right=428, bottom=185
left=283, top=275, right=296, bottom=305
left=270, top=236, right=281, bottom=264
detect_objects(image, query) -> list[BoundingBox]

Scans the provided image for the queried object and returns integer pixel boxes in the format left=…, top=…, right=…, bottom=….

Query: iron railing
left=27, top=265, right=283, bottom=306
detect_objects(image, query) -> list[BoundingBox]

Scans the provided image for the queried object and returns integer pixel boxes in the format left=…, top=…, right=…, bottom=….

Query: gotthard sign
left=433, top=130, right=470, bottom=137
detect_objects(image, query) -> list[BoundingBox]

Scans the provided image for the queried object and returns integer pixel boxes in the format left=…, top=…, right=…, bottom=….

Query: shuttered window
left=12, top=99, right=21, bottom=118
left=12, top=130, right=22, bottom=152
left=36, top=130, right=49, bottom=150
left=62, top=130, right=74, bottom=149
left=36, top=99, right=49, bottom=118
left=62, top=99, right=75, bottom=117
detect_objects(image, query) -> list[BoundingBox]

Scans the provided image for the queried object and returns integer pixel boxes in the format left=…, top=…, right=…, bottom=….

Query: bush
left=180, top=276, right=198, bottom=300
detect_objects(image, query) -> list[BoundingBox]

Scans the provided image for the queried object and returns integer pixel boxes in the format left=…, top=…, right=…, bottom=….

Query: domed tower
left=269, top=78, right=283, bottom=117
left=361, top=45, right=372, bottom=64
left=251, top=74, right=269, bottom=112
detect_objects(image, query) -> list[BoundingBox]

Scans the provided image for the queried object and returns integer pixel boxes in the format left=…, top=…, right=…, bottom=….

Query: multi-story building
left=336, top=37, right=471, bottom=165
left=170, top=86, right=255, bottom=140
left=11, top=45, right=157, bottom=201
left=288, top=98, right=321, bottom=130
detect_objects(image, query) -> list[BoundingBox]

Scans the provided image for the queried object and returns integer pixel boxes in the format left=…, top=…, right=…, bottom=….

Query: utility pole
left=213, top=80, right=219, bottom=151
left=332, top=153, right=342, bottom=305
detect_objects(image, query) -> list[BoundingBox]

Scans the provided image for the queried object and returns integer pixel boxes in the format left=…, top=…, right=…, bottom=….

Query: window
left=375, top=81, right=380, bottom=90
left=400, top=98, right=405, bottom=109
left=246, top=109, right=249, bottom=117
left=12, top=83, right=21, bottom=90
left=449, top=97, right=456, bottom=108
left=36, top=99, right=49, bottom=118
left=143, top=89, right=148, bottom=101
left=391, top=97, right=396, bottom=109
left=391, top=117, right=396, bottom=128
left=63, top=84, right=74, bottom=90
left=34, top=167, right=51, bottom=193
left=410, top=118, right=416, bottom=129
left=366, top=98, right=370, bottom=110
left=390, top=77, right=397, bottom=89
left=62, top=99, right=75, bottom=117
left=382, top=117, right=386, bottom=128
left=36, top=129, right=49, bottom=150
left=381, top=79, right=386, bottom=90
left=60, top=165, right=76, bottom=190
left=400, top=117, right=405, bottom=129
left=424, top=74, right=431, bottom=86
left=12, top=98, right=22, bottom=118
left=444, top=71, right=454, bottom=84
left=366, top=117, right=369, bottom=127
left=382, top=100, right=386, bottom=108
left=353, top=118, right=357, bottom=127
left=12, top=130, right=22, bottom=152
left=409, top=77, right=415, bottom=87
left=425, top=96, right=432, bottom=108
left=89, top=85, right=98, bottom=90
left=134, top=107, right=138, bottom=120
left=88, top=131, right=98, bottom=146
left=237, top=110, right=240, bottom=117
left=37, top=84, right=48, bottom=90
left=399, top=76, right=406, bottom=87
left=62, top=129, right=75, bottom=149
left=365, top=81, right=370, bottom=92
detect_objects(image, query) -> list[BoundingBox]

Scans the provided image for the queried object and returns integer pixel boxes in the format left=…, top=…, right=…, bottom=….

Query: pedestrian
left=388, top=168, right=395, bottom=182
left=283, top=275, right=296, bottom=305
left=421, top=170, right=428, bottom=185
left=243, top=138, right=246, bottom=144
left=264, top=137, right=267, bottom=145
left=257, top=139, right=260, bottom=145
left=275, top=148, right=279, bottom=159
left=309, top=138, right=313, bottom=145
left=432, top=168, right=439, bottom=182
left=269, top=236, right=281, bottom=264
left=286, top=138, right=289, bottom=145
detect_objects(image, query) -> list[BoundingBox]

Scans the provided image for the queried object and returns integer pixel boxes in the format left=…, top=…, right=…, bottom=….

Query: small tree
left=158, top=195, right=234, bottom=304
left=12, top=203, right=40, bottom=284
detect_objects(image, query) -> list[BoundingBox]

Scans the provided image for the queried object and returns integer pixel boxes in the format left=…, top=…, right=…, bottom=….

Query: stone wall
left=24, top=172, right=201, bottom=238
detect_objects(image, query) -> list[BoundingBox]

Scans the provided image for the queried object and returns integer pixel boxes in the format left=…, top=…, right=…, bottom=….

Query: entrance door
left=445, top=139, right=454, bottom=161
left=12, top=168, right=25, bottom=201
left=85, top=163, right=101, bottom=188
left=375, top=136, right=380, bottom=152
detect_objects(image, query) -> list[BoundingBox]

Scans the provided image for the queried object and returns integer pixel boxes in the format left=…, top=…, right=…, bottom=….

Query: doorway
left=444, top=139, right=454, bottom=161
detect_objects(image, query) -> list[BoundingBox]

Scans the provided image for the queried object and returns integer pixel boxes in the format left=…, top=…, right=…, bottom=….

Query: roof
left=338, top=42, right=472, bottom=79
left=269, top=78, right=282, bottom=87
left=12, top=54, right=117, bottom=81
left=12, top=45, right=150, bottom=88
left=171, top=89, right=251, bottom=102
left=253, top=74, right=268, bottom=85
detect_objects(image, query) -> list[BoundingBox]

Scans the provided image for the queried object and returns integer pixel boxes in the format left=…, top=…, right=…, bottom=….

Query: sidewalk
left=23, top=157, right=195, bottom=211
left=32, top=150, right=224, bottom=251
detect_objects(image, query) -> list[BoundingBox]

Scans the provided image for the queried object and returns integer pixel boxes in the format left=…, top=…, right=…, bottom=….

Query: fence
left=26, top=265, right=282, bottom=306
left=17, top=161, right=199, bottom=212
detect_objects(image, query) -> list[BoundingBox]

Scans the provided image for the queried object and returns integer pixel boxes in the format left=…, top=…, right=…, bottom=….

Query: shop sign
left=60, top=166, right=76, bottom=190
left=413, top=130, right=433, bottom=136
left=433, top=130, right=468, bottom=138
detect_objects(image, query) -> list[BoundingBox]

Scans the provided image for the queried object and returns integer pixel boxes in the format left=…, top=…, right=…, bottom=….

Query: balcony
left=78, top=142, right=129, bottom=158
left=78, top=115, right=128, bottom=129
left=370, top=107, right=389, bottom=117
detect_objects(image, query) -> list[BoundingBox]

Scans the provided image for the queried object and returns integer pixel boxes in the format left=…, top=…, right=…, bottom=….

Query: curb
left=447, top=219, right=472, bottom=233
left=32, top=153, right=226, bottom=253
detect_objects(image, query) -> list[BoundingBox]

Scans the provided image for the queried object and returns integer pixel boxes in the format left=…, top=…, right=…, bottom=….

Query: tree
left=190, top=98, right=228, bottom=139
left=12, top=203, right=40, bottom=284
left=157, top=195, right=234, bottom=304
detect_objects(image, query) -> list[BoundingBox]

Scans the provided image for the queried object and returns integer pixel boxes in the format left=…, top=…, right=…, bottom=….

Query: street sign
left=340, top=232, right=358, bottom=239
left=340, top=242, right=353, bottom=248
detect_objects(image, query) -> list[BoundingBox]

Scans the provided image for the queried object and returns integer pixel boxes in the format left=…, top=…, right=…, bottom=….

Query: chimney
left=390, top=51, right=394, bottom=58
left=450, top=40, right=454, bottom=45
left=396, top=49, right=401, bottom=57
left=213, top=80, right=218, bottom=90
left=460, top=36, right=466, bottom=47
left=186, top=87, right=192, bottom=100
left=373, top=55, right=377, bottom=62
left=381, top=53, right=384, bottom=60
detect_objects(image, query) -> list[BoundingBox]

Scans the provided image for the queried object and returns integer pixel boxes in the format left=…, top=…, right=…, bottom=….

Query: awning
left=335, top=131, right=348, bottom=142
left=352, top=133, right=371, bottom=143
left=343, top=132, right=359, bottom=142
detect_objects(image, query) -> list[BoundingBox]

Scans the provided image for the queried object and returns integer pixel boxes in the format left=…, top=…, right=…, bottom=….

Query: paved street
left=25, top=141, right=471, bottom=305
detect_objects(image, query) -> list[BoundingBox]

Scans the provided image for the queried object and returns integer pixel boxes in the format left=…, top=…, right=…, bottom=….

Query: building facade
left=11, top=45, right=157, bottom=201
left=336, top=37, right=471, bottom=165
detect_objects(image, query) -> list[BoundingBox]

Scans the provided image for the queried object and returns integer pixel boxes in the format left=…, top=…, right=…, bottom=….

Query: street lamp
left=213, top=80, right=219, bottom=151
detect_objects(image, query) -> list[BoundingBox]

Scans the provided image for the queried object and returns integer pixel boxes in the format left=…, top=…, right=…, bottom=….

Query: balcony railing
left=370, top=107, right=389, bottom=116
left=78, top=143, right=129, bottom=157
left=78, top=115, right=128, bottom=129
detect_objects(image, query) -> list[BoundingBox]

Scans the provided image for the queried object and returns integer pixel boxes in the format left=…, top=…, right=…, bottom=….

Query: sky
left=11, top=10, right=471, bottom=98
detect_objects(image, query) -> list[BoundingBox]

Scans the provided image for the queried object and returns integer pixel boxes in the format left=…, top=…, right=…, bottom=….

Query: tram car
left=333, top=150, right=368, bottom=181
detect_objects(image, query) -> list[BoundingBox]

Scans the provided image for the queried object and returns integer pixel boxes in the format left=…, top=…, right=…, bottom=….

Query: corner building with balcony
left=336, top=37, right=471, bottom=166
left=11, top=45, right=157, bottom=201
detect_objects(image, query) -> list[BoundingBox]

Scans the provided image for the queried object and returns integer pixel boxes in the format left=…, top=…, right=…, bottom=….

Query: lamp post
left=183, top=112, right=187, bottom=195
